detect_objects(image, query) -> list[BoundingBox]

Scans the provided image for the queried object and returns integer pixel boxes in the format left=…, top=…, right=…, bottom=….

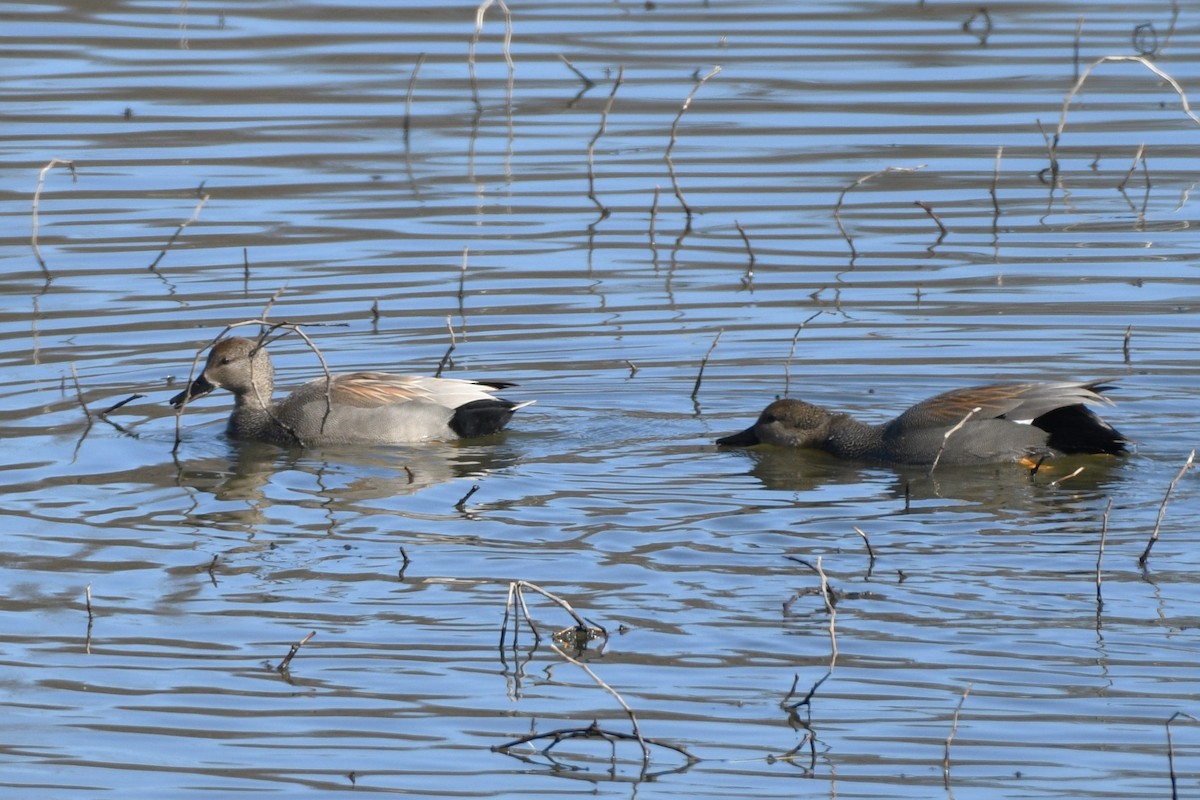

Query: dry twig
left=494, top=581, right=687, bottom=767
left=552, top=643, right=650, bottom=762
left=435, top=315, right=459, bottom=379
left=1166, top=711, right=1197, bottom=800
left=665, top=66, right=721, bottom=222
left=557, top=53, right=595, bottom=88
left=913, top=200, right=948, bottom=239
left=1052, top=56, right=1200, bottom=167
left=493, top=719, right=695, bottom=765
left=500, top=580, right=539, bottom=651
left=1139, top=449, right=1195, bottom=567
left=648, top=184, right=662, bottom=252
left=779, top=670, right=828, bottom=771
left=31, top=158, right=78, bottom=275
left=458, top=246, right=469, bottom=303
left=853, top=525, right=876, bottom=565
left=782, top=311, right=824, bottom=396
left=943, top=683, right=973, bottom=788
left=1072, top=16, right=1084, bottom=82
left=833, top=164, right=927, bottom=254
left=468, top=0, right=514, bottom=112
left=69, top=363, right=92, bottom=425
left=815, top=556, right=837, bottom=665
left=690, top=329, right=723, bottom=401
left=989, top=146, right=1003, bottom=221
left=1096, top=497, right=1112, bottom=608
left=1117, top=143, right=1149, bottom=192
left=277, top=630, right=316, bottom=673
left=403, top=52, right=427, bottom=142
left=100, top=394, right=143, bottom=416
left=499, top=580, right=605, bottom=651
left=149, top=187, right=209, bottom=270
left=455, top=483, right=480, bottom=510
left=783, top=669, right=831, bottom=713
left=587, top=67, right=625, bottom=217
left=734, top=220, right=756, bottom=286
left=398, top=546, right=411, bottom=580
left=84, top=584, right=94, bottom=655
left=927, top=406, right=982, bottom=477
left=1048, top=466, right=1086, bottom=488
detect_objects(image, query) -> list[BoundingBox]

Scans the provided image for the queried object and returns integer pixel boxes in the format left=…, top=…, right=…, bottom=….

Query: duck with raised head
left=170, top=336, right=532, bottom=446
left=716, top=380, right=1129, bottom=466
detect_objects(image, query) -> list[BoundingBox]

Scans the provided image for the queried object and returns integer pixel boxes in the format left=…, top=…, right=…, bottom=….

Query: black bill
left=169, top=374, right=216, bottom=409
left=715, top=425, right=760, bottom=447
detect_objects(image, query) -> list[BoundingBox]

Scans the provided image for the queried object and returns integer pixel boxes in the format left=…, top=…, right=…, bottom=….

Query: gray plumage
left=716, top=380, right=1129, bottom=465
left=171, top=336, right=532, bottom=446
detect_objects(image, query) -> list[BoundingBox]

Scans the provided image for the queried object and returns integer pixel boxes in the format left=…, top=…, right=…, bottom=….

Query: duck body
left=717, top=380, right=1129, bottom=466
left=170, top=336, right=530, bottom=446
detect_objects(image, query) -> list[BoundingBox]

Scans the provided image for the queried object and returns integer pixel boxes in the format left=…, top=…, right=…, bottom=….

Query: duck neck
left=233, top=359, right=275, bottom=412
left=823, top=415, right=884, bottom=460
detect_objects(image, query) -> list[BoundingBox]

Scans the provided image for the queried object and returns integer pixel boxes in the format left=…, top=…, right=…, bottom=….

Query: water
left=2, top=0, right=1200, bottom=796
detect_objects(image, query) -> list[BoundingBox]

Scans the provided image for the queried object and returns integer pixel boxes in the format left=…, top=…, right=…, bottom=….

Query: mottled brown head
left=716, top=398, right=835, bottom=448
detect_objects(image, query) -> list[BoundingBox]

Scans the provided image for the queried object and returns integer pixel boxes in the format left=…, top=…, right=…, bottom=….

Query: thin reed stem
left=665, top=66, right=721, bottom=221
left=1139, top=450, right=1195, bottom=567
left=31, top=158, right=78, bottom=275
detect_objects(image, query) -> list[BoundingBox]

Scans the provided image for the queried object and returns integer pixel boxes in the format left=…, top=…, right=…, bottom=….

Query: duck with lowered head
left=716, top=380, right=1129, bottom=466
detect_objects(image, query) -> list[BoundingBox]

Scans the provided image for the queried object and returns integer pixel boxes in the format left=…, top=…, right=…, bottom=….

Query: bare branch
left=1139, top=450, right=1195, bottom=567
left=665, top=66, right=722, bottom=221
left=31, top=158, right=78, bottom=275
left=1052, top=56, right=1200, bottom=166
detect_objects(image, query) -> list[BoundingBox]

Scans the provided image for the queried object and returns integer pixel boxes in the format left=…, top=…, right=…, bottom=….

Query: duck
left=716, top=380, right=1129, bottom=466
left=170, top=336, right=532, bottom=446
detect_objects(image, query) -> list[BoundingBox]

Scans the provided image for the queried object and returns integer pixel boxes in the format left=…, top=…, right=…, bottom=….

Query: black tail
left=1035, top=405, right=1129, bottom=455
left=449, top=399, right=519, bottom=438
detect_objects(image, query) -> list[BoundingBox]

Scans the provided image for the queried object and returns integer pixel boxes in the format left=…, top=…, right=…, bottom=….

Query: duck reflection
left=721, top=444, right=1126, bottom=509
left=175, top=434, right=524, bottom=507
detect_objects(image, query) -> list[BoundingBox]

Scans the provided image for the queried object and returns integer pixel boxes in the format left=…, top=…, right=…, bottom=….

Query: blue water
left=2, top=1, right=1200, bottom=797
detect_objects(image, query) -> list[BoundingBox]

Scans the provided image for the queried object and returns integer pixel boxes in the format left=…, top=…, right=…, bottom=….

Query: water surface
left=3, top=0, right=1200, bottom=797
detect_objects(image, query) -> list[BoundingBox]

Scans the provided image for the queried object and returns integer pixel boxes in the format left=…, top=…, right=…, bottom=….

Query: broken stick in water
left=1139, top=449, right=1195, bottom=567
left=149, top=185, right=209, bottom=270
left=277, top=630, right=316, bottom=673
left=690, top=329, right=723, bottom=401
